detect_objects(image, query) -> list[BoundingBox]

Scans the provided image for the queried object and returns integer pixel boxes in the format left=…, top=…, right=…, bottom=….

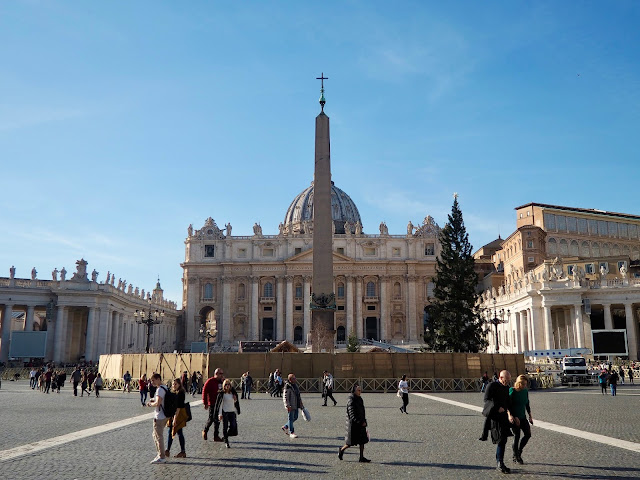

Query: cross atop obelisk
left=316, top=72, right=328, bottom=112
left=311, top=72, right=335, bottom=352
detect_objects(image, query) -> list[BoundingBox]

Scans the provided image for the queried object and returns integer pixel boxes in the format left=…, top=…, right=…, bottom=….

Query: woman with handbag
left=338, top=383, right=370, bottom=463
left=166, top=378, right=188, bottom=458
left=214, top=379, right=241, bottom=448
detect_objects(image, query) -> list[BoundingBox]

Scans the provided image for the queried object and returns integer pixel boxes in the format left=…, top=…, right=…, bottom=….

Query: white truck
left=561, top=356, right=589, bottom=385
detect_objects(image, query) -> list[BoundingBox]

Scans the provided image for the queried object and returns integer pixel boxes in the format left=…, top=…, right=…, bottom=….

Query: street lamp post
left=134, top=300, right=165, bottom=354
left=488, top=298, right=509, bottom=353
left=199, top=320, right=218, bottom=353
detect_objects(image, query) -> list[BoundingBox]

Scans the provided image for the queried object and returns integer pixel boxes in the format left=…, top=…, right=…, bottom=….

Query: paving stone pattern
left=2, top=381, right=639, bottom=479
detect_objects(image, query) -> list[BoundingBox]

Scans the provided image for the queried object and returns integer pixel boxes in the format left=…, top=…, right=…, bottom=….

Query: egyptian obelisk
left=311, top=73, right=335, bottom=352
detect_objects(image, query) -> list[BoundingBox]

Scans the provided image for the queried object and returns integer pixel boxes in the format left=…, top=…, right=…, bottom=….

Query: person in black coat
left=338, top=383, right=370, bottom=463
left=482, top=370, right=517, bottom=474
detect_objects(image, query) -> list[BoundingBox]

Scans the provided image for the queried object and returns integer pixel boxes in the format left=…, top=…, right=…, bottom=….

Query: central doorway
left=365, top=317, right=379, bottom=341
left=262, top=317, right=274, bottom=341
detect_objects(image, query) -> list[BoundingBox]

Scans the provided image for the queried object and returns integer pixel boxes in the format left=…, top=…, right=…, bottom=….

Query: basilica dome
left=283, top=181, right=362, bottom=235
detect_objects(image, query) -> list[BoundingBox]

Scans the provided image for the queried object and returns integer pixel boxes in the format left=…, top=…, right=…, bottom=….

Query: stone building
left=180, top=185, right=442, bottom=349
left=0, top=259, right=179, bottom=363
left=479, top=203, right=640, bottom=360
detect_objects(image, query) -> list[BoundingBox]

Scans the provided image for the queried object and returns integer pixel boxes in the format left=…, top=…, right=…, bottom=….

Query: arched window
left=623, top=245, right=630, bottom=256
left=570, top=240, right=579, bottom=256
left=559, top=239, right=569, bottom=256
left=603, top=243, right=611, bottom=256
left=581, top=242, right=590, bottom=257
left=336, top=326, right=346, bottom=343
left=592, top=242, right=600, bottom=256
left=393, top=282, right=401, bottom=298
left=612, top=244, right=621, bottom=256
left=263, top=282, right=274, bottom=298
left=237, top=283, right=245, bottom=300
left=366, top=281, right=376, bottom=297
left=294, top=326, right=303, bottom=343
left=548, top=238, right=557, bottom=255
left=204, top=283, right=213, bottom=300
left=337, top=282, right=345, bottom=298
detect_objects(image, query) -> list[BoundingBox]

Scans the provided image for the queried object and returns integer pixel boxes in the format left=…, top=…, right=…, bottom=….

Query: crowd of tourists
left=27, top=364, right=103, bottom=396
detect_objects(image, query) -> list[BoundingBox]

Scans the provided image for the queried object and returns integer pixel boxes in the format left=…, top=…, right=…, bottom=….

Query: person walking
left=180, top=371, right=189, bottom=392
left=202, top=368, right=225, bottom=442
left=398, top=374, right=409, bottom=414
left=93, top=373, right=104, bottom=398
left=274, top=370, right=283, bottom=397
left=322, top=371, right=337, bottom=406
left=338, top=383, right=370, bottom=463
left=628, top=367, right=634, bottom=384
left=139, top=374, right=149, bottom=406
left=166, top=378, right=188, bottom=458
left=619, top=368, right=625, bottom=385
left=481, top=371, right=490, bottom=393
left=80, top=370, right=90, bottom=397
left=146, top=373, right=167, bottom=464
left=509, top=375, right=533, bottom=465
left=214, top=379, right=241, bottom=448
left=123, top=371, right=132, bottom=393
left=609, top=369, right=619, bottom=396
left=268, top=371, right=275, bottom=397
left=598, top=370, right=609, bottom=395
left=71, top=366, right=82, bottom=397
left=87, top=370, right=96, bottom=393
left=191, top=371, right=199, bottom=397
left=240, top=372, right=247, bottom=399
left=29, top=369, right=37, bottom=389
left=244, top=372, right=253, bottom=400
left=282, top=373, right=304, bottom=439
left=43, top=368, right=52, bottom=394
left=149, top=372, right=158, bottom=399
left=482, top=370, right=516, bottom=474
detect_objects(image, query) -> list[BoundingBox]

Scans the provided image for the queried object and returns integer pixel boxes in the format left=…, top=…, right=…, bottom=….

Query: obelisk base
left=311, top=310, right=335, bottom=353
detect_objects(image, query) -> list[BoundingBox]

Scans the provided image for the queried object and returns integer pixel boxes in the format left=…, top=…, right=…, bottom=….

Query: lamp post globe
left=134, top=300, right=165, bottom=354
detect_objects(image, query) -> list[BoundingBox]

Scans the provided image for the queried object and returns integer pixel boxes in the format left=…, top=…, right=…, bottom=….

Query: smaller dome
left=283, top=181, right=362, bottom=235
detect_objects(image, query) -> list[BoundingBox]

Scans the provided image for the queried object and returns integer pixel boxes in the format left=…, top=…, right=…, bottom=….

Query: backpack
left=159, top=385, right=178, bottom=418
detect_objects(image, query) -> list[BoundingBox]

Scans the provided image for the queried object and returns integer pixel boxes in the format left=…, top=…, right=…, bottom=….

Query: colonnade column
left=379, top=276, right=388, bottom=341
left=407, top=275, right=417, bottom=342
left=624, top=302, right=638, bottom=361
left=303, top=276, right=311, bottom=344
left=543, top=305, right=553, bottom=350
left=573, top=303, right=585, bottom=348
left=603, top=303, right=613, bottom=330
left=1, top=304, right=14, bottom=363
left=251, top=277, right=259, bottom=341
left=25, top=305, right=35, bottom=331
left=519, top=310, right=529, bottom=353
left=276, top=277, right=284, bottom=341
left=84, top=307, right=96, bottom=362
left=345, top=276, right=354, bottom=337
left=513, top=312, right=522, bottom=353
left=53, top=306, right=65, bottom=363
left=355, top=277, right=363, bottom=338
left=285, top=276, right=294, bottom=341
left=221, top=277, right=232, bottom=342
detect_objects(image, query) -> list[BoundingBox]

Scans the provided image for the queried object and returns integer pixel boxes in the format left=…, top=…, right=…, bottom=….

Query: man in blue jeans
left=282, top=373, right=304, bottom=439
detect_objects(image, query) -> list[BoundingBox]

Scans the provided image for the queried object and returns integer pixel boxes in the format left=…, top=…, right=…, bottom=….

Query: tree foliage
left=424, top=197, right=487, bottom=352
left=346, top=330, right=360, bottom=352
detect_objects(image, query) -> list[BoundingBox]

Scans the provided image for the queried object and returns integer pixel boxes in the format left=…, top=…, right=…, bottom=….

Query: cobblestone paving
left=2, top=381, right=639, bottom=479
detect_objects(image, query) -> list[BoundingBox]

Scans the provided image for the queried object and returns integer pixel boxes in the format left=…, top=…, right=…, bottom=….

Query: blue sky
left=1, top=1, right=639, bottom=303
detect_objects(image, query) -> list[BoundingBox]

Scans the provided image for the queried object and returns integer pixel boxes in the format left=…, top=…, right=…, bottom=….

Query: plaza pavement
left=1, top=380, right=640, bottom=479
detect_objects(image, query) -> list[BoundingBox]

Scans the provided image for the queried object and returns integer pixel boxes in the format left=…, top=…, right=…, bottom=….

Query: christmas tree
left=425, top=195, right=487, bottom=352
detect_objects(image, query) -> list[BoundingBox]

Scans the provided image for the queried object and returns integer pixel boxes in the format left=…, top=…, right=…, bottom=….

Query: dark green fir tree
left=425, top=195, right=487, bottom=352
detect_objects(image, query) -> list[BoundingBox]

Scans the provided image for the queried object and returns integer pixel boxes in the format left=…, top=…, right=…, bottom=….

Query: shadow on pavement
left=381, top=461, right=494, bottom=471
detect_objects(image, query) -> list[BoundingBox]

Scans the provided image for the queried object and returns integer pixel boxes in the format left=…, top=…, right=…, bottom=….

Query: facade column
left=407, top=275, right=417, bottom=342
left=53, top=306, right=65, bottom=363
left=379, top=276, right=388, bottom=341
left=221, top=277, right=232, bottom=342
left=603, top=303, right=613, bottom=330
left=520, top=310, right=529, bottom=353
left=105, top=310, right=113, bottom=354
left=97, top=308, right=109, bottom=357
left=303, top=276, right=311, bottom=344
left=355, top=277, right=363, bottom=338
left=573, top=304, right=585, bottom=348
left=345, top=276, right=354, bottom=337
left=624, top=303, right=638, bottom=361
left=25, top=305, right=35, bottom=331
left=112, top=313, right=120, bottom=353
left=543, top=305, right=553, bottom=350
left=251, top=276, right=259, bottom=340
left=583, top=311, right=593, bottom=351
left=1, top=304, right=14, bottom=363
left=276, top=277, right=284, bottom=341
left=285, top=276, right=294, bottom=341
left=84, top=307, right=96, bottom=362
left=513, top=312, right=522, bottom=353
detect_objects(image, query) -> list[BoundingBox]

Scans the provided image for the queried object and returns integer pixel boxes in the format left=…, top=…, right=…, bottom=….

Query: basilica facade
left=180, top=182, right=441, bottom=349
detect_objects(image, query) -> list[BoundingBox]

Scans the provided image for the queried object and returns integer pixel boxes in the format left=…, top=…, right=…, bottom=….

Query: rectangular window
left=585, top=263, right=595, bottom=274
left=264, top=306, right=273, bottom=311
left=263, top=248, right=274, bottom=257
left=598, top=220, right=607, bottom=236
left=588, top=219, right=598, bottom=235
left=337, top=247, right=345, bottom=255
left=337, top=305, right=345, bottom=311
left=528, top=257, right=535, bottom=263
left=295, top=305, right=302, bottom=311
left=364, top=247, right=376, bottom=256
left=294, top=247, right=302, bottom=255
left=367, top=305, right=376, bottom=311
left=618, top=261, right=627, bottom=271
left=567, top=265, right=575, bottom=276
left=337, top=284, right=345, bottom=298
left=556, top=215, right=567, bottom=231
left=599, top=262, right=608, bottom=272
left=618, top=223, right=628, bottom=238
left=205, top=245, right=215, bottom=257
left=578, top=218, right=588, bottom=234
left=567, top=216, right=577, bottom=233
left=544, top=213, right=556, bottom=231
left=392, top=247, right=401, bottom=257
left=629, top=224, right=638, bottom=239
left=237, top=248, right=247, bottom=258
left=424, top=243, right=435, bottom=256
left=608, top=221, right=618, bottom=237
left=295, top=286, right=303, bottom=298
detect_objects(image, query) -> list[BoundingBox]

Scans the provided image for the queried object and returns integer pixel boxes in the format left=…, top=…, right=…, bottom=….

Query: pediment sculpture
left=414, top=215, right=440, bottom=237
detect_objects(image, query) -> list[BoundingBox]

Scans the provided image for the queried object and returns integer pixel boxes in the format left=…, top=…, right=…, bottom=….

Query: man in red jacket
left=202, top=368, right=225, bottom=442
